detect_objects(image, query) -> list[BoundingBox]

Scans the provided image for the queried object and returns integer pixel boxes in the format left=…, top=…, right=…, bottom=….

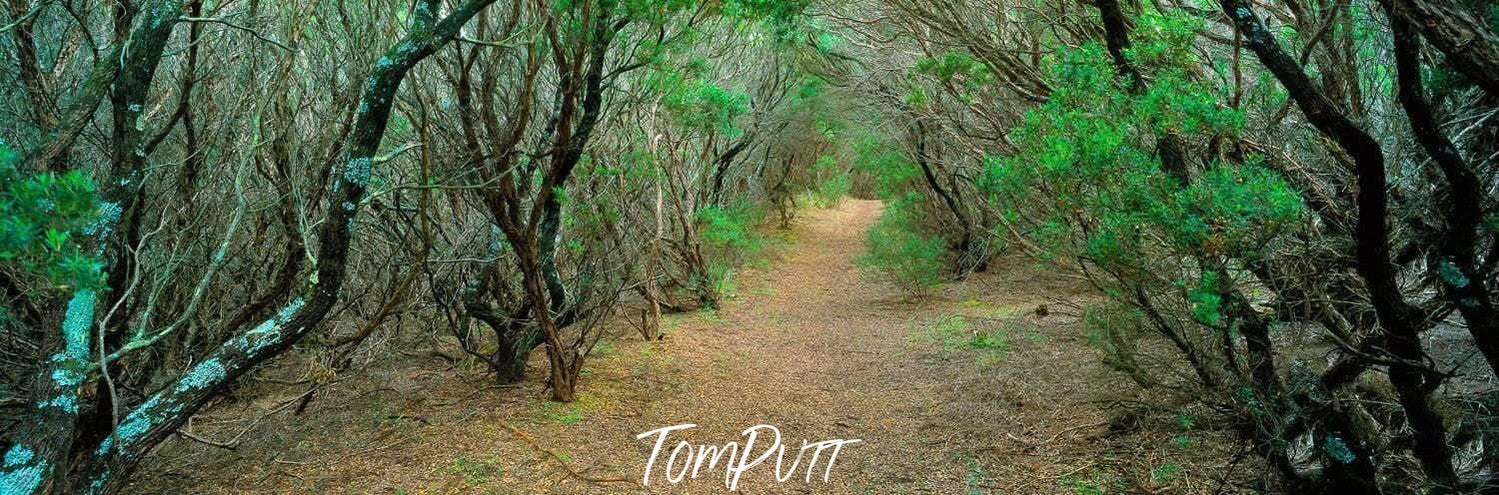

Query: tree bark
left=1390, top=11, right=1499, bottom=380
left=1385, top=0, right=1499, bottom=99
left=913, top=121, right=976, bottom=268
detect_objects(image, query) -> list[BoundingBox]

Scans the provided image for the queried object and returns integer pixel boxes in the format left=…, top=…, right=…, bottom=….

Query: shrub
left=805, top=155, right=850, bottom=208
left=857, top=192, right=946, bottom=296
left=0, top=143, right=104, bottom=291
left=692, top=200, right=767, bottom=304
left=697, top=200, right=767, bottom=262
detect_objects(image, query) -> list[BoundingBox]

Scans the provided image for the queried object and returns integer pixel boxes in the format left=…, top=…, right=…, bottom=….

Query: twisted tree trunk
left=1390, top=11, right=1499, bottom=380
left=1219, top=0, right=1458, bottom=489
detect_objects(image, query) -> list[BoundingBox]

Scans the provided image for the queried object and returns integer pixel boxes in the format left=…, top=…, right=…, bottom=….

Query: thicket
left=833, top=0, right=1499, bottom=491
left=0, top=0, right=847, bottom=491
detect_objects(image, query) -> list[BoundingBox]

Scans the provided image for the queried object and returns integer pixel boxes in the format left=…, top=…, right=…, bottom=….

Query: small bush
left=857, top=192, right=946, bottom=296
left=697, top=201, right=767, bottom=261
left=806, top=155, right=850, bottom=207
left=693, top=201, right=767, bottom=305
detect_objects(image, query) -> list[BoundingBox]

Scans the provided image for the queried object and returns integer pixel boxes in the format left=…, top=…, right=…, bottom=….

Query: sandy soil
left=131, top=199, right=1252, bottom=494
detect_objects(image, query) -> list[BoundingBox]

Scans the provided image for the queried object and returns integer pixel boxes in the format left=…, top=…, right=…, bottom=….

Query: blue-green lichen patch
left=343, top=157, right=373, bottom=187
left=61, top=290, right=97, bottom=359
left=0, top=445, right=47, bottom=493
left=87, top=469, right=110, bottom=494
left=96, top=395, right=172, bottom=456
left=85, top=202, right=122, bottom=239
left=231, top=298, right=306, bottom=356
left=50, top=366, right=85, bottom=388
left=39, top=395, right=78, bottom=414
left=173, top=358, right=226, bottom=393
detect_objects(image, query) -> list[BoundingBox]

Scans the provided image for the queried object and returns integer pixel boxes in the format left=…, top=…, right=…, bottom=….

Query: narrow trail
left=136, top=200, right=1226, bottom=494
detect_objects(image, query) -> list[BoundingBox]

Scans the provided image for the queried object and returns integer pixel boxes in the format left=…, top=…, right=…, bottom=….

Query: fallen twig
left=498, top=422, right=640, bottom=486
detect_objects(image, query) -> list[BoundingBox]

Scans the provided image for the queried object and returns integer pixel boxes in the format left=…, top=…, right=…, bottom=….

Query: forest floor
left=133, top=199, right=1254, bottom=494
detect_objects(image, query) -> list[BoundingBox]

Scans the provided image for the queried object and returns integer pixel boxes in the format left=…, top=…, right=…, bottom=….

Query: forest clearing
left=3, top=0, right=1498, bottom=493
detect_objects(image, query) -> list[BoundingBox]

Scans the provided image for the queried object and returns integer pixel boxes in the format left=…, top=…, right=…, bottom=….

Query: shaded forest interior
left=1, top=0, right=1499, bottom=492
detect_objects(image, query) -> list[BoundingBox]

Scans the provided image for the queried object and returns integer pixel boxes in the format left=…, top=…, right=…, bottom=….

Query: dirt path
left=135, top=200, right=1240, bottom=494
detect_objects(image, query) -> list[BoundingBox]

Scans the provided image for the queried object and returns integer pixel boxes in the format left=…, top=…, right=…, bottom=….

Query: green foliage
left=805, top=155, right=850, bottom=207
left=810, top=173, right=851, bottom=207
left=1172, top=411, right=1195, bottom=449
left=905, top=87, right=931, bottom=108
left=721, top=0, right=815, bottom=40
left=1059, top=471, right=1122, bottom=495
left=815, top=32, right=844, bottom=55
left=543, top=402, right=585, bottom=425
left=914, top=314, right=1011, bottom=365
left=929, top=315, right=971, bottom=348
left=790, top=76, right=828, bottom=110
left=620, top=0, right=697, bottom=20
left=1166, top=163, right=1303, bottom=257
left=915, top=50, right=995, bottom=102
left=967, top=328, right=1008, bottom=352
left=984, top=40, right=1307, bottom=406
left=1150, top=462, right=1182, bottom=483
left=697, top=200, right=766, bottom=258
left=858, top=193, right=946, bottom=295
left=1175, top=411, right=1195, bottom=431
left=0, top=144, right=105, bottom=290
left=694, top=201, right=768, bottom=302
left=853, top=137, right=922, bottom=199
left=652, top=70, right=751, bottom=137
left=980, top=41, right=1299, bottom=281
left=1124, top=10, right=1203, bottom=70
left=1186, top=271, right=1223, bottom=326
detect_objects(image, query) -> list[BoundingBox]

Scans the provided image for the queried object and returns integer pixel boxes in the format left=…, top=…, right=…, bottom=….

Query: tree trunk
left=1219, top=0, right=1458, bottom=488
left=1390, top=12, right=1499, bottom=380
left=1384, top=0, right=1499, bottom=99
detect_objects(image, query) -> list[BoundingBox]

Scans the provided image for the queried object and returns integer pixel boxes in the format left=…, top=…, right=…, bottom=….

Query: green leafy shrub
left=0, top=143, right=104, bottom=291
left=693, top=200, right=768, bottom=303
left=915, top=49, right=996, bottom=102
left=697, top=200, right=766, bottom=260
left=976, top=26, right=1319, bottom=491
left=805, top=155, right=850, bottom=207
left=853, top=137, right=922, bottom=199
left=721, top=0, right=815, bottom=40
left=663, top=80, right=750, bottom=136
left=979, top=39, right=1301, bottom=281
left=857, top=192, right=946, bottom=296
